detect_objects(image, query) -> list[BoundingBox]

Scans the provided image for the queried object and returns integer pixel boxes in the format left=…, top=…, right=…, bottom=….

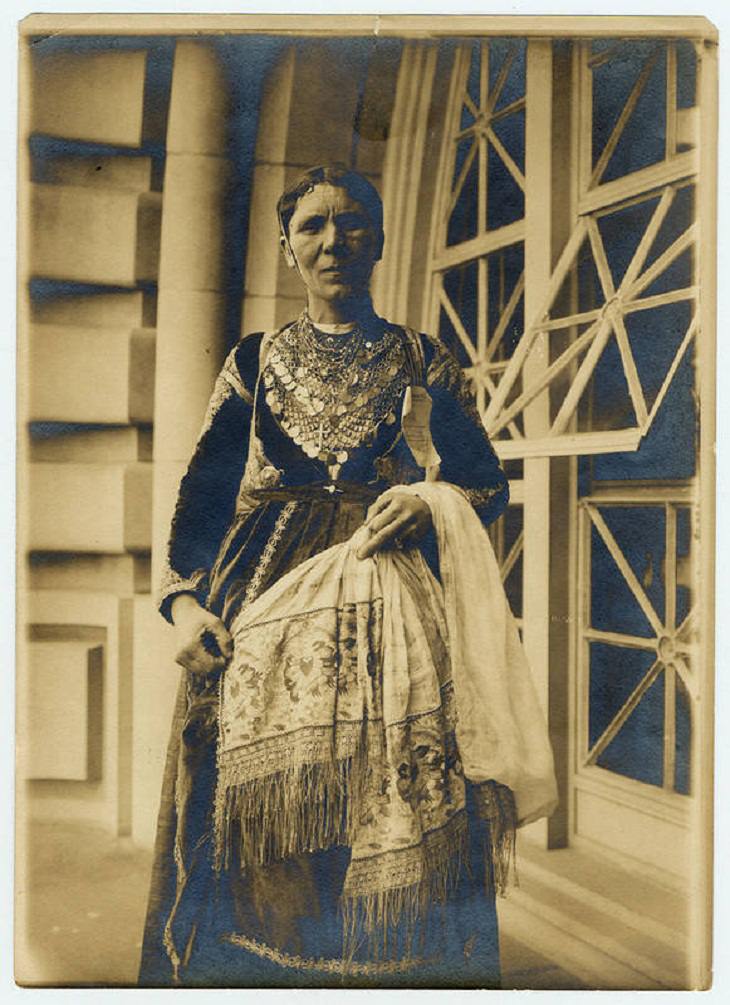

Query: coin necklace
left=262, top=313, right=409, bottom=480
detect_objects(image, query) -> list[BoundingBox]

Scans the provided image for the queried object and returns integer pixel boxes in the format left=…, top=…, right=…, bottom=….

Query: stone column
left=132, top=40, right=233, bottom=846
left=372, top=42, right=438, bottom=326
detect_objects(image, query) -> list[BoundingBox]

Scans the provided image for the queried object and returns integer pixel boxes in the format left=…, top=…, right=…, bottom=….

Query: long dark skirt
left=138, top=490, right=502, bottom=989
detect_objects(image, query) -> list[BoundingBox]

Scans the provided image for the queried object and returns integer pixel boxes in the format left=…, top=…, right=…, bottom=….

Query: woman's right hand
left=170, top=593, right=233, bottom=676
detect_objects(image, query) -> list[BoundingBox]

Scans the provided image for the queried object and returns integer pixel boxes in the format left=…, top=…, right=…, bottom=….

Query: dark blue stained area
left=602, top=45, right=667, bottom=184
left=498, top=503, right=523, bottom=620
left=504, top=553, right=523, bottom=621
left=597, top=670, right=665, bottom=787
left=600, top=506, right=666, bottom=623
left=27, top=33, right=292, bottom=352
left=589, top=642, right=657, bottom=748
left=439, top=307, right=462, bottom=367
left=499, top=501, right=523, bottom=555
left=486, top=142, right=524, bottom=231
left=676, top=40, right=697, bottom=111
left=213, top=35, right=294, bottom=348
left=596, top=196, right=661, bottom=292
left=549, top=235, right=604, bottom=323
left=29, top=277, right=154, bottom=303
left=591, top=42, right=650, bottom=169
left=465, top=40, right=482, bottom=111
left=675, top=506, right=693, bottom=629
left=585, top=334, right=637, bottom=432
left=591, top=40, right=666, bottom=183
left=584, top=185, right=696, bottom=480
left=29, top=421, right=112, bottom=440
left=489, top=39, right=526, bottom=113
left=490, top=105, right=525, bottom=174
left=650, top=184, right=695, bottom=255
left=30, top=37, right=175, bottom=187
left=675, top=675, right=692, bottom=794
left=676, top=504, right=691, bottom=556
left=590, top=520, right=656, bottom=639
left=641, top=184, right=695, bottom=276
left=442, top=261, right=478, bottom=357
left=639, top=248, right=693, bottom=301
left=590, top=343, right=696, bottom=481
left=447, top=139, right=479, bottom=247
left=624, top=300, right=693, bottom=411
left=487, top=242, right=524, bottom=359
left=591, top=39, right=619, bottom=57
left=461, top=101, right=476, bottom=132
left=502, top=459, right=523, bottom=480
left=29, top=133, right=166, bottom=181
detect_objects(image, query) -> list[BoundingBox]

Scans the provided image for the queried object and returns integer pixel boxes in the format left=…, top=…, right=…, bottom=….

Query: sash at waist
left=243, top=481, right=385, bottom=505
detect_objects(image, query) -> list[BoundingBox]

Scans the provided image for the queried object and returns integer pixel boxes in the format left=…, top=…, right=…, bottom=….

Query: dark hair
left=276, top=164, right=384, bottom=240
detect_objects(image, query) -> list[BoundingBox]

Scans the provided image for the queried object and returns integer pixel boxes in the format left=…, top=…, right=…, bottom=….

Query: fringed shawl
left=214, top=481, right=557, bottom=960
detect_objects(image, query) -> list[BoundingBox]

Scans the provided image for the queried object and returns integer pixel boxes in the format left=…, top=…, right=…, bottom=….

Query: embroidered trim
left=157, top=564, right=208, bottom=620
left=401, top=326, right=426, bottom=385
left=223, top=932, right=438, bottom=975
left=425, top=342, right=483, bottom=425
left=457, top=484, right=508, bottom=511
left=242, top=500, right=297, bottom=608
left=221, top=350, right=254, bottom=405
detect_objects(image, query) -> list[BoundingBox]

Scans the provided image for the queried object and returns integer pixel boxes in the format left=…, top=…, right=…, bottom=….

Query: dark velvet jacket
left=158, top=323, right=509, bottom=625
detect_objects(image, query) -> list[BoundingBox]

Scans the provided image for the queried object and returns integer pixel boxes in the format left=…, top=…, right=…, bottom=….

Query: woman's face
left=280, top=183, right=383, bottom=307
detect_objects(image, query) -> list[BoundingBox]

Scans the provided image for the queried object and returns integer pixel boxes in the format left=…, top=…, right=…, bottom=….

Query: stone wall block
left=20, top=641, right=103, bottom=781
left=30, top=428, right=152, bottom=465
left=28, top=554, right=150, bottom=596
left=31, top=49, right=146, bottom=147
left=30, top=290, right=148, bottom=328
left=28, top=324, right=154, bottom=424
left=30, top=184, right=140, bottom=287
left=20, top=591, right=133, bottom=833
left=41, top=155, right=153, bottom=192
left=129, top=329, right=156, bottom=424
left=28, top=462, right=151, bottom=554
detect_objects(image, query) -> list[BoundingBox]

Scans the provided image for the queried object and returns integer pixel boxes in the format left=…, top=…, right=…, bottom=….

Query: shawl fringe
left=340, top=811, right=470, bottom=964
left=213, top=724, right=375, bottom=872
left=476, top=781, right=518, bottom=896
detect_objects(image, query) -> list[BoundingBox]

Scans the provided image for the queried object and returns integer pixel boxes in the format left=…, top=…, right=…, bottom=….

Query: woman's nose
left=321, top=221, right=345, bottom=252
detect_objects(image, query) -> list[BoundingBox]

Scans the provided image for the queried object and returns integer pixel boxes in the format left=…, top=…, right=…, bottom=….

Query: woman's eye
left=339, top=215, right=368, bottom=232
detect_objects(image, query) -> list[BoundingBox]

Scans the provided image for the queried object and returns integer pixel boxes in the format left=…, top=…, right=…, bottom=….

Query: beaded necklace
left=262, top=313, right=409, bottom=480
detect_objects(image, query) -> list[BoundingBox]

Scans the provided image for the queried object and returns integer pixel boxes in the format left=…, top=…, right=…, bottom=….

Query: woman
left=138, top=165, right=556, bottom=989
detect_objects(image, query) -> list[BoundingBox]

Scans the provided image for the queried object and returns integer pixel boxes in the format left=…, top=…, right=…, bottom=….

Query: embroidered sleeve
left=422, top=334, right=509, bottom=527
left=157, top=339, right=258, bottom=623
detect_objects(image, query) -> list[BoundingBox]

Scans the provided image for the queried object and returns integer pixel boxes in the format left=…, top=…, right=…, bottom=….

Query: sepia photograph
left=14, top=10, right=718, bottom=993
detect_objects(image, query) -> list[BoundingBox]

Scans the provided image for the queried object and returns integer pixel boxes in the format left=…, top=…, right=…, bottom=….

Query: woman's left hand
left=356, top=492, right=432, bottom=560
